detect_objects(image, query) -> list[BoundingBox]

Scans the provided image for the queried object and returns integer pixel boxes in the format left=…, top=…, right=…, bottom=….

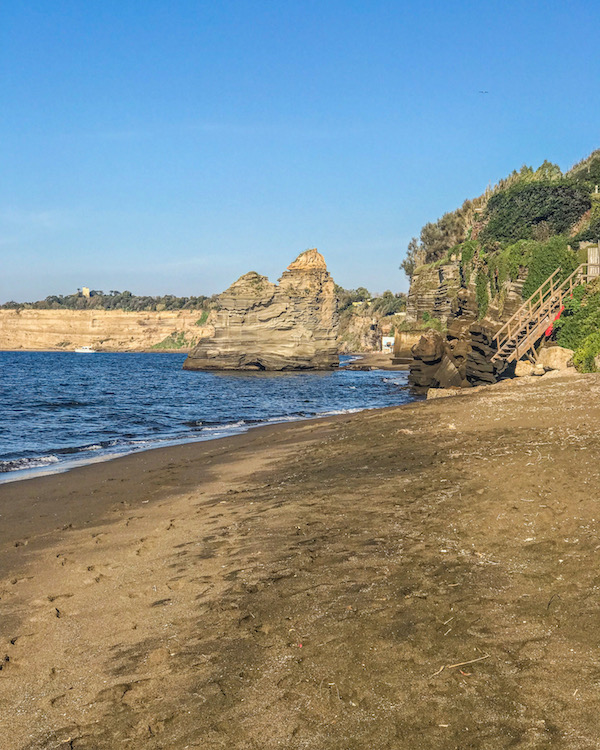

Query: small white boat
left=74, top=346, right=96, bottom=354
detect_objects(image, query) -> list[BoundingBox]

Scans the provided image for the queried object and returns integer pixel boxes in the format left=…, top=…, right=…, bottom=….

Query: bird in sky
left=478, top=90, right=489, bottom=94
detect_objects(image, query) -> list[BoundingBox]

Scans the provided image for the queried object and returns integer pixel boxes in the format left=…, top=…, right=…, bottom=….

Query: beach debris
left=430, top=653, right=491, bottom=678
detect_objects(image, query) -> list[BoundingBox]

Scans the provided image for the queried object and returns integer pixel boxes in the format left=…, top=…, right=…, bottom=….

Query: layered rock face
left=408, top=325, right=509, bottom=392
left=406, top=259, right=461, bottom=324
left=0, top=309, right=213, bottom=351
left=183, top=249, right=339, bottom=371
left=407, top=256, right=527, bottom=329
left=406, top=257, right=531, bottom=389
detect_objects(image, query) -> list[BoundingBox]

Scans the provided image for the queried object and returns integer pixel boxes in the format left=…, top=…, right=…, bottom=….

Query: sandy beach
left=2, top=371, right=600, bottom=749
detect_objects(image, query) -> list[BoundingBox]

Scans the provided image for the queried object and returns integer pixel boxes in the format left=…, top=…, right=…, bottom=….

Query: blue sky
left=2, top=0, right=599, bottom=303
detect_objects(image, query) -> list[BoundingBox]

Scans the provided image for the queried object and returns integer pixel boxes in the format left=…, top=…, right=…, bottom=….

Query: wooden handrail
left=491, top=262, right=592, bottom=363
left=493, top=267, right=562, bottom=348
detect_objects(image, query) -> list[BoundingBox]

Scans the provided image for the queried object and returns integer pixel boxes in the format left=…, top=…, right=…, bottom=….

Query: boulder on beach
left=537, top=346, right=574, bottom=371
left=514, top=360, right=534, bottom=377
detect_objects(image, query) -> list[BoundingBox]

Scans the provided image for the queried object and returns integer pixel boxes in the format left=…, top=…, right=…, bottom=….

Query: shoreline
left=0, top=402, right=403, bottom=486
left=1, top=355, right=411, bottom=485
left=2, top=371, right=599, bottom=748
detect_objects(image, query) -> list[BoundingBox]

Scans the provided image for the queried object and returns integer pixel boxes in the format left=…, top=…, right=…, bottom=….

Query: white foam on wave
left=0, top=454, right=59, bottom=473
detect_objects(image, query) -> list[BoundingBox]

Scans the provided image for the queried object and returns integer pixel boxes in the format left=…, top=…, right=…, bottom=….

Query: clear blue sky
left=2, top=0, right=599, bottom=303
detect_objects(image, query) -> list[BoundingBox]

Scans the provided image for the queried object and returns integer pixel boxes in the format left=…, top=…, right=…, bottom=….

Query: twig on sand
left=547, top=593, right=562, bottom=610
left=447, top=654, right=490, bottom=669
left=430, top=653, right=491, bottom=678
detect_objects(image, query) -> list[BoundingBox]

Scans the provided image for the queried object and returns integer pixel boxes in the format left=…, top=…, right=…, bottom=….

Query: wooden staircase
left=491, top=261, right=600, bottom=363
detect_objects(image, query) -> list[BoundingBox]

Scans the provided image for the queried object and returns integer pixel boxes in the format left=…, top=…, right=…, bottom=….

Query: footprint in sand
left=135, top=536, right=152, bottom=556
left=166, top=579, right=187, bottom=591
left=48, top=593, right=74, bottom=603
left=125, top=515, right=145, bottom=527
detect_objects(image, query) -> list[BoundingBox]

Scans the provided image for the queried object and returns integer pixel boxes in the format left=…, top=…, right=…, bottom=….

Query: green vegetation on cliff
left=151, top=331, right=193, bottom=350
left=403, top=149, right=600, bottom=322
left=480, top=182, right=590, bottom=244
left=554, top=282, right=600, bottom=371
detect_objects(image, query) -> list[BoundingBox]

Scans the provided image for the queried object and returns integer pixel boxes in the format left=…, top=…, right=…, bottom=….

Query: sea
left=0, top=352, right=417, bottom=483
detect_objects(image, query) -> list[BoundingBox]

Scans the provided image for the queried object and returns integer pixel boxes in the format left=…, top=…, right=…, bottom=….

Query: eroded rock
left=183, top=249, right=339, bottom=371
left=409, top=325, right=508, bottom=391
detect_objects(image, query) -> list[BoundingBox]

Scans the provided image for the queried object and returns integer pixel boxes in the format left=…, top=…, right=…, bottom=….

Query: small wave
left=182, top=419, right=228, bottom=428
left=0, top=455, right=59, bottom=473
left=316, top=408, right=362, bottom=417
left=199, top=420, right=248, bottom=433
left=52, top=443, right=104, bottom=456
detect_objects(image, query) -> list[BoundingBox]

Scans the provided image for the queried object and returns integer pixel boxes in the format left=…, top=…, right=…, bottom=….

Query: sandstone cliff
left=0, top=309, right=215, bottom=351
left=406, top=257, right=461, bottom=324
left=183, top=249, right=339, bottom=370
left=407, top=256, right=527, bottom=329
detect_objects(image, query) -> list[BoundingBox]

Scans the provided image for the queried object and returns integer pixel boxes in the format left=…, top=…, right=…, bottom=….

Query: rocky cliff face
left=406, top=256, right=527, bottom=329
left=183, top=249, right=339, bottom=371
left=406, top=258, right=461, bottom=324
left=0, top=309, right=214, bottom=351
left=406, top=258, right=530, bottom=389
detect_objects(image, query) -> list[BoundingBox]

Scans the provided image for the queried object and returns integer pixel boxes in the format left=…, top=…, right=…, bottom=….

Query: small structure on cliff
left=182, top=249, right=339, bottom=371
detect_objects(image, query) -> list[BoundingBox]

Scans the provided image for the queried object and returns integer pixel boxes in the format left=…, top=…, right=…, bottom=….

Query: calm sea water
left=0, top=352, right=416, bottom=482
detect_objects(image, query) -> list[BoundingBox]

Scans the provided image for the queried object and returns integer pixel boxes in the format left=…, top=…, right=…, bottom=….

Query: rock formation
left=537, top=345, right=574, bottom=371
left=408, top=324, right=510, bottom=392
left=182, top=249, right=339, bottom=371
left=406, top=254, right=532, bottom=390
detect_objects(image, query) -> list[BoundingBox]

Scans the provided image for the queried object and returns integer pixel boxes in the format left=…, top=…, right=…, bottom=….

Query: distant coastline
left=0, top=308, right=213, bottom=352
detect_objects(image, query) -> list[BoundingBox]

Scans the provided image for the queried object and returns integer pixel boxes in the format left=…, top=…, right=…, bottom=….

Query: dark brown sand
left=1, top=370, right=599, bottom=749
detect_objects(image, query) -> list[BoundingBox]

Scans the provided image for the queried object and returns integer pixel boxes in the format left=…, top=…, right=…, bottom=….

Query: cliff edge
left=182, top=249, right=339, bottom=371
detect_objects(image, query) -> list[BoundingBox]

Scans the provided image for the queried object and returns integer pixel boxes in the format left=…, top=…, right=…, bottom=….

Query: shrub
left=555, top=285, right=600, bottom=351
left=480, top=182, right=591, bottom=244
left=151, top=331, right=190, bottom=350
left=568, top=150, right=600, bottom=189
left=460, top=240, right=478, bottom=284
left=520, top=236, right=578, bottom=300
left=572, top=332, right=600, bottom=372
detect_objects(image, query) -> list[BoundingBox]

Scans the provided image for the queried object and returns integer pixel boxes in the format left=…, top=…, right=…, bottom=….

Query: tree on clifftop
left=400, top=237, right=424, bottom=278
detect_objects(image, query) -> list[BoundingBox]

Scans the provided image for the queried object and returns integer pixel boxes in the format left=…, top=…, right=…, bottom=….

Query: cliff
left=402, top=150, right=600, bottom=388
left=183, top=249, right=339, bottom=370
left=406, top=256, right=461, bottom=324
left=0, top=309, right=215, bottom=351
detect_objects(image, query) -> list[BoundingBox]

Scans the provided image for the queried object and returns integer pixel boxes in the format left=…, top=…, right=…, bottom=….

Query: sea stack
left=182, top=248, right=339, bottom=370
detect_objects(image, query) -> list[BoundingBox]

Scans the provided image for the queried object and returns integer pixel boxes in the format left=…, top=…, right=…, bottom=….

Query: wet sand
left=2, top=372, right=600, bottom=749
left=342, top=352, right=409, bottom=370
